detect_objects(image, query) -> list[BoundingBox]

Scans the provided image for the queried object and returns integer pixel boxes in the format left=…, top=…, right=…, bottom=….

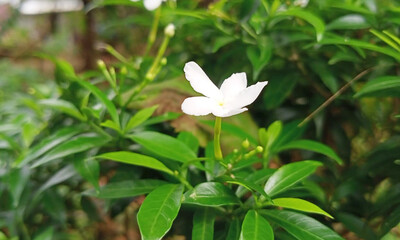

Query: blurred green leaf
left=264, top=160, right=322, bottom=197
left=226, top=218, right=241, bottom=240
left=309, top=61, right=338, bottom=92
left=247, top=40, right=272, bottom=80
left=370, top=29, right=400, bottom=52
left=213, top=36, right=237, bottom=53
left=278, top=8, right=325, bottom=41
left=39, top=99, right=86, bottom=121
left=141, top=112, right=181, bottom=126
left=192, top=208, right=216, bottom=240
left=202, top=120, right=258, bottom=145
left=73, top=157, right=100, bottom=191
left=130, top=131, right=196, bottom=163
left=240, top=210, right=273, bottom=240
left=326, top=14, right=370, bottom=30
left=263, top=73, right=298, bottom=110
left=76, top=79, right=120, bottom=129
left=32, top=135, right=109, bottom=168
left=8, top=167, right=30, bottom=207
left=84, top=179, right=167, bottom=198
left=36, top=165, right=76, bottom=197
left=335, top=212, right=377, bottom=240
left=183, top=182, right=240, bottom=206
left=178, top=131, right=199, bottom=154
left=236, top=169, right=275, bottom=198
left=272, top=198, right=333, bottom=218
left=277, top=140, right=343, bottom=165
left=137, top=184, right=184, bottom=240
left=33, top=227, right=54, bottom=240
left=354, top=76, right=400, bottom=98
left=261, top=210, right=344, bottom=240
left=99, top=151, right=174, bottom=175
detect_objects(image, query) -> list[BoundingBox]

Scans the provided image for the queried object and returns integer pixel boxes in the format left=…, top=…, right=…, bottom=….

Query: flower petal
left=212, top=107, right=248, bottom=118
left=144, top=0, right=162, bottom=10
left=225, top=81, right=268, bottom=109
left=183, top=61, right=221, bottom=99
left=220, top=72, right=247, bottom=101
left=181, top=97, right=215, bottom=116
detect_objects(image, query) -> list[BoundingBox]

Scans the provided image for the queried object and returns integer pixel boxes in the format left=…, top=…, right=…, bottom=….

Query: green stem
left=145, top=7, right=161, bottom=56
left=214, top=117, right=223, bottom=161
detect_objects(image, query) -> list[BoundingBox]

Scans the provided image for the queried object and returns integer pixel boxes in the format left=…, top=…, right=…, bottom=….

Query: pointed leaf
left=261, top=210, right=344, bottom=240
left=130, top=131, right=196, bottom=163
left=192, top=208, right=216, bottom=240
left=226, top=218, right=241, bottom=240
left=98, top=151, right=173, bottom=175
left=354, top=76, right=400, bottom=98
left=8, top=167, right=30, bottom=207
left=73, top=157, right=100, bottom=191
left=264, top=160, right=322, bottom=197
left=183, top=182, right=240, bottom=206
left=125, top=105, right=158, bottom=132
left=39, top=99, right=85, bottom=121
left=31, top=135, right=109, bottom=168
left=272, top=198, right=333, bottom=218
left=278, top=140, right=343, bottom=165
left=137, top=184, right=184, bottom=240
left=240, top=210, right=273, bottom=240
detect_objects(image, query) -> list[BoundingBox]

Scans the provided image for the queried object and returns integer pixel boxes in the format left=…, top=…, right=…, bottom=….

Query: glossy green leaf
left=73, top=157, right=100, bottom=191
left=264, top=160, right=322, bottom=197
left=177, top=131, right=199, bottom=154
left=217, top=175, right=269, bottom=199
left=354, top=76, right=400, bottom=98
left=76, top=79, right=120, bottom=129
left=84, top=179, right=167, bottom=198
left=130, top=131, right=196, bottom=163
left=240, top=210, right=273, bottom=240
left=100, top=120, right=121, bottom=133
left=32, top=135, right=109, bottom=168
left=39, top=99, right=85, bottom=121
left=137, top=184, right=184, bottom=240
left=326, top=14, right=370, bottom=30
left=277, top=140, right=343, bottom=165
left=18, top=126, right=83, bottom=167
left=98, top=151, right=174, bottom=175
left=236, top=169, right=276, bottom=198
left=226, top=218, right=241, bottom=240
left=278, top=8, right=325, bottom=41
left=125, top=105, right=158, bottom=132
left=183, top=182, right=240, bottom=206
left=192, top=208, right=216, bottom=240
left=261, top=210, right=344, bottom=240
left=272, top=198, right=333, bottom=218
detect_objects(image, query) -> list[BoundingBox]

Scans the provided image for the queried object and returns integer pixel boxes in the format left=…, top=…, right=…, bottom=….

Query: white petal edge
left=225, top=81, right=268, bottom=110
left=212, top=107, right=248, bottom=118
left=183, top=61, right=222, bottom=99
left=181, top=97, right=215, bottom=116
left=220, top=72, right=247, bottom=101
left=144, top=0, right=162, bottom=10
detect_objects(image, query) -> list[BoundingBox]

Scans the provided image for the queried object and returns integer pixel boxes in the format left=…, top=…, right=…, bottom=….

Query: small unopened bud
left=230, top=174, right=236, bottom=179
left=242, top=139, right=250, bottom=149
left=174, top=170, right=179, bottom=176
left=227, top=163, right=233, bottom=170
left=233, top=148, right=239, bottom=154
left=161, top=57, right=167, bottom=65
left=120, top=66, right=127, bottom=75
left=164, top=23, right=175, bottom=37
left=97, top=59, right=106, bottom=68
left=256, top=146, right=264, bottom=153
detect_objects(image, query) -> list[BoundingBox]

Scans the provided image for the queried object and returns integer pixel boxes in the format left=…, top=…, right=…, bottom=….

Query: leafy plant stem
left=214, top=117, right=223, bottom=162
left=299, top=67, right=373, bottom=126
left=145, top=7, right=161, bottom=56
left=175, top=174, right=193, bottom=190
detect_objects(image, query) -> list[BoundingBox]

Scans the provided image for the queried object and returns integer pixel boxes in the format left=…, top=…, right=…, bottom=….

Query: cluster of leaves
left=1, top=0, right=400, bottom=239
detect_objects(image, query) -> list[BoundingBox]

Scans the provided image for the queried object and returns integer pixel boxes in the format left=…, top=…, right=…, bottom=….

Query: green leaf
left=137, top=184, right=184, bottom=240
left=277, top=140, right=343, bottom=165
left=261, top=210, right=344, bottom=240
left=236, top=169, right=276, bottom=198
left=240, top=210, right=273, bottom=240
left=278, top=8, right=325, bottom=41
left=192, top=208, right=216, bottom=240
left=246, top=39, right=272, bottom=80
left=73, top=157, right=100, bottom=191
left=31, top=135, right=109, bottom=168
left=98, top=151, right=174, bottom=175
left=141, top=112, right=181, bottom=126
left=354, top=76, right=400, bottom=98
left=264, top=160, right=322, bottom=197
left=370, top=29, right=400, bottom=52
left=183, top=182, right=240, bottom=206
left=217, top=175, right=270, bottom=199
left=84, top=179, right=167, bottom=199
left=177, top=131, right=199, bottom=154
left=33, top=227, right=54, bottom=240
left=76, top=79, right=120, bottom=129
left=226, top=218, right=241, bottom=240
left=18, top=126, right=83, bottom=167
left=309, top=61, right=338, bottom=92
left=326, top=14, right=370, bottom=30
left=272, top=198, right=333, bottom=219
left=335, top=212, right=377, bottom=240
left=36, top=165, right=76, bottom=197
left=39, top=99, right=86, bottom=121
left=130, top=131, right=196, bottom=163
left=100, top=120, right=122, bottom=133
left=125, top=105, right=158, bottom=132
left=263, top=73, right=298, bottom=110
left=8, top=167, right=30, bottom=207
left=213, top=36, right=237, bottom=53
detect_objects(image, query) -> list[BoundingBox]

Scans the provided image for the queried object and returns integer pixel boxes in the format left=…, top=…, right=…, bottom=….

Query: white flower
left=164, top=23, right=175, bottom=37
left=181, top=61, right=268, bottom=118
left=130, top=0, right=166, bottom=11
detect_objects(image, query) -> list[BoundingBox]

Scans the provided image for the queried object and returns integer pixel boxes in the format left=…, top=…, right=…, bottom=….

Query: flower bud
left=161, top=57, right=167, bottom=65
left=164, top=23, right=175, bottom=37
left=97, top=59, right=106, bottom=68
left=256, top=146, right=264, bottom=153
left=242, top=139, right=250, bottom=149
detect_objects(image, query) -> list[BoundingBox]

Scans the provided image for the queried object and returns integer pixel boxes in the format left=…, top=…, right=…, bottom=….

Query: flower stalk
left=214, top=117, right=223, bottom=161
